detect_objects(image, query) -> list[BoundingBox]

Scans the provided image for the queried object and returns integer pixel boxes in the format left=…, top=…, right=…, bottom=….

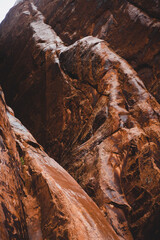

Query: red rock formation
left=0, top=0, right=160, bottom=239
left=33, top=0, right=160, bottom=103
left=0, top=87, right=118, bottom=239
left=60, top=36, right=160, bottom=239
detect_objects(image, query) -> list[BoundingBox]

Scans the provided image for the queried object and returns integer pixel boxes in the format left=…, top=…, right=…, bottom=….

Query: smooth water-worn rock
left=32, top=0, right=160, bottom=103
left=0, top=87, right=118, bottom=240
left=0, top=0, right=160, bottom=239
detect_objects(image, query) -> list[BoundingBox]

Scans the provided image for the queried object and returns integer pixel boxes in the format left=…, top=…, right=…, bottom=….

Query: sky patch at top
left=0, top=0, right=16, bottom=22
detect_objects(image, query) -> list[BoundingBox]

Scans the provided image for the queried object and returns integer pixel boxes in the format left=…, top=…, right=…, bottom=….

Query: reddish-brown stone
left=32, top=0, right=160, bottom=103
left=59, top=37, right=160, bottom=240
left=0, top=88, right=118, bottom=239
left=0, top=0, right=160, bottom=239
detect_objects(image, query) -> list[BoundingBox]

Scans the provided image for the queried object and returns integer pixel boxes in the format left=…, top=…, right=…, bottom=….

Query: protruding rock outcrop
left=32, top=0, right=160, bottom=103
left=59, top=36, right=160, bottom=240
left=0, top=0, right=160, bottom=239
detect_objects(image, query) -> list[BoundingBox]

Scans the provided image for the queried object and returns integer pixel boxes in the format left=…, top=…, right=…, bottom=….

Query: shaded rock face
left=0, top=0, right=160, bottom=240
left=0, top=88, right=117, bottom=239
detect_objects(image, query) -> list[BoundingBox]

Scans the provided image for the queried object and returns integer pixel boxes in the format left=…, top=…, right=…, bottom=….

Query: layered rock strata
left=0, top=0, right=160, bottom=239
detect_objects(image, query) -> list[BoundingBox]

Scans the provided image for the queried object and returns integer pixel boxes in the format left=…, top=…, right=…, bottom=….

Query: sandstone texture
left=0, top=0, right=160, bottom=240
left=0, top=88, right=118, bottom=240
left=32, top=0, right=160, bottom=103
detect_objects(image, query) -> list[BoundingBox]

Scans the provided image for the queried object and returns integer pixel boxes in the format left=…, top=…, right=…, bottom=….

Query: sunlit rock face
left=0, top=0, right=160, bottom=240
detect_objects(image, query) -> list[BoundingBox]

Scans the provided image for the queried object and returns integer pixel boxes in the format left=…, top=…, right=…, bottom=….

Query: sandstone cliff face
left=0, top=0, right=160, bottom=240
left=0, top=88, right=117, bottom=240
left=32, top=0, right=160, bottom=103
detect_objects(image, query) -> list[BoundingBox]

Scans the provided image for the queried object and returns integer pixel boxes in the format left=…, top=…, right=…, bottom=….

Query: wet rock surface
left=59, top=37, right=160, bottom=240
left=0, top=0, right=160, bottom=239
left=0, top=88, right=118, bottom=240
left=32, top=0, right=160, bottom=103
